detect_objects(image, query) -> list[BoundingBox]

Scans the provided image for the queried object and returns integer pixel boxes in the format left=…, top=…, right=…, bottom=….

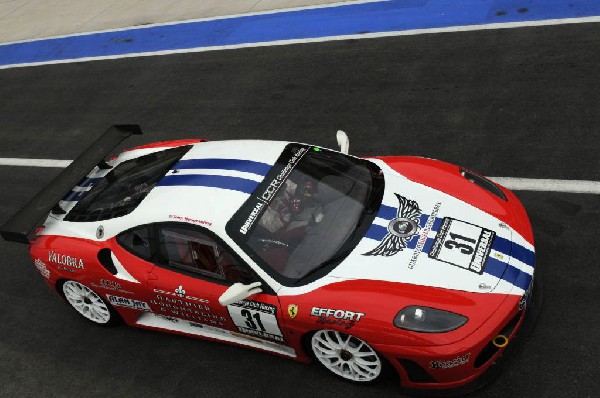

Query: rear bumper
left=373, top=271, right=543, bottom=395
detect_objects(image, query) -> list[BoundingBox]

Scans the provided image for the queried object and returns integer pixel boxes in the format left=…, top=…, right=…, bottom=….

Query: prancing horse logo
left=287, top=304, right=299, bottom=319
left=363, top=193, right=421, bottom=256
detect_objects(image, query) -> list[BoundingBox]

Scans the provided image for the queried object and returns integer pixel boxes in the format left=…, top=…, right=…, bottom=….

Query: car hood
left=329, top=159, right=533, bottom=297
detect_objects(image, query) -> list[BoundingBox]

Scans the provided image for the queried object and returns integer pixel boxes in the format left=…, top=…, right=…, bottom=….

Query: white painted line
left=0, top=157, right=598, bottom=194
left=489, top=177, right=600, bottom=195
left=0, top=158, right=72, bottom=167
left=2, top=15, right=600, bottom=70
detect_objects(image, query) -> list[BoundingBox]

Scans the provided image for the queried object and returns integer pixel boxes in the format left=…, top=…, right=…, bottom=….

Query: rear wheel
left=61, top=280, right=114, bottom=325
left=310, top=329, right=383, bottom=383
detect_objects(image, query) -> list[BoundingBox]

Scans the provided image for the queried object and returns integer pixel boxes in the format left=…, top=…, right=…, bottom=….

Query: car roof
left=131, top=139, right=288, bottom=234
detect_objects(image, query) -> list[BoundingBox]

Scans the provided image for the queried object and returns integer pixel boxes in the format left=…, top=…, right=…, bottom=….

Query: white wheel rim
left=62, top=281, right=111, bottom=324
left=311, top=330, right=382, bottom=382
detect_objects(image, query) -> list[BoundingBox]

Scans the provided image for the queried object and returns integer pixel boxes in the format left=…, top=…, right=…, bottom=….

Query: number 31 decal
left=241, top=308, right=266, bottom=331
left=227, top=300, right=286, bottom=343
left=444, top=233, right=476, bottom=255
left=430, top=218, right=496, bottom=274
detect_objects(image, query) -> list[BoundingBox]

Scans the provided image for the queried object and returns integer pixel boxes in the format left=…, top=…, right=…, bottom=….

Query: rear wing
left=0, top=125, right=143, bottom=244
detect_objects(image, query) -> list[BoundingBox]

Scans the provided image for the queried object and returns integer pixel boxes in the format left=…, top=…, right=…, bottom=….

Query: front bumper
left=372, top=273, right=543, bottom=395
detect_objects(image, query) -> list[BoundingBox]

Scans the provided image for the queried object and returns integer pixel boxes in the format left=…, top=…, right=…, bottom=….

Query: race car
left=1, top=125, right=539, bottom=393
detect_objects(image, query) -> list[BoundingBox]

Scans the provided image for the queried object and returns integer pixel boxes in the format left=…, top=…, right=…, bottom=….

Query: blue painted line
left=157, top=174, right=259, bottom=194
left=174, top=158, right=272, bottom=176
left=2, top=0, right=600, bottom=67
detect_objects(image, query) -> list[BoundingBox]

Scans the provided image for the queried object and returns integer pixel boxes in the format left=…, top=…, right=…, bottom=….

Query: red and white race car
left=1, top=125, right=538, bottom=393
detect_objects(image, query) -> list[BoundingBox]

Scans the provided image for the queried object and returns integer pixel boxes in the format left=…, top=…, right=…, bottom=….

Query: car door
left=146, top=223, right=292, bottom=355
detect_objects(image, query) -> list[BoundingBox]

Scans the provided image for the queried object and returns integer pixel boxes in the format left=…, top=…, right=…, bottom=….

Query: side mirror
left=218, top=282, right=262, bottom=306
left=336, top=130, right=350, bottom=154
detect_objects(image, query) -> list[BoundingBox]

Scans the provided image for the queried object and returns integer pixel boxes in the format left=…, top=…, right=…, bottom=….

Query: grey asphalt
left=1, top=22, right=599, bottom=397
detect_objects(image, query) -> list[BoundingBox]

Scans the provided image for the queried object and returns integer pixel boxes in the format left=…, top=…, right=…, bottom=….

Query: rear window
left=64, top=146, right=190, bottom=222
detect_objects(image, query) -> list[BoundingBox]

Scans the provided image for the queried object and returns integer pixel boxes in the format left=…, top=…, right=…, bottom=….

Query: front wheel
left=60, top=280, right=115, bottom=325
left=310, top=329, right=383, bottom=383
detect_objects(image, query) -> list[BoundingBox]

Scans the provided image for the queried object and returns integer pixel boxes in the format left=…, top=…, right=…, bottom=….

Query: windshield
left=227, top=143, right=384, bottom=286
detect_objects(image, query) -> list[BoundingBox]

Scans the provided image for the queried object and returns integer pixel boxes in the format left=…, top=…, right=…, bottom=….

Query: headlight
left=394, top=306, right=467, bottom=333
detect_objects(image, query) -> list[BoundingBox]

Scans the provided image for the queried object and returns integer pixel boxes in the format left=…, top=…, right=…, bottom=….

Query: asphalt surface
left=1, top=22, right=599, bottom=397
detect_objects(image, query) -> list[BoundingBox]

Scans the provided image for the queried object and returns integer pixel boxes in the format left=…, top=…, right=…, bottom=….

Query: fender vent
left=460, top=168, right=507, bottom=201
left=97, top=249, right=117, bottom=275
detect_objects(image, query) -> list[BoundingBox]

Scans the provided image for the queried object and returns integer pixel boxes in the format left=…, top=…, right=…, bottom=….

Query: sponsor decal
left=34, top=258, right=50, bottom=279
left=150, top=290, right=226, bottom=327
left=429, top=218, right=495, bottom=274
left=287, top=304, right=299, bottom=319
left=91, top=279, right=133, bottom=294
left=430, top=353, right=471, bottom=369
left=519, top=277, right=534, bottom=311
left=240, top=202, right=265, bottom=235
left=153, top=288, right=208, bottom=303
left=158, top=314, right=180, bottom=323
left=48, top=250, right=84, bottom=270
left=260, top=147, right=308, bottom=203
left=478, top=283, right=492, bottom=290
left=188, top=321, right=204, bottom=329
left=363, top=194, right=421, bottom=256
left=310, top=307, right=365, bottom=329
left=175, top=285, right=186, bottom=298
left=227, top=300, right=285, bottom=343
left=107, top=295, right=151, bottom=311
left=169, top=214, right=212, bottom=227
left=238, top=145, right=308, bottom=235
left=408, top=201, right=441, bottom=269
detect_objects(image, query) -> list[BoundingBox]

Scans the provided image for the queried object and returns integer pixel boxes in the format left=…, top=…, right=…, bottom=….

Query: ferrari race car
left=1, top=125, right=539, bottom=393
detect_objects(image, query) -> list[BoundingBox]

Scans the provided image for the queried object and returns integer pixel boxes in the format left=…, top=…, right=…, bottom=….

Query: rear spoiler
left=0, top=125, right=143, bottom=244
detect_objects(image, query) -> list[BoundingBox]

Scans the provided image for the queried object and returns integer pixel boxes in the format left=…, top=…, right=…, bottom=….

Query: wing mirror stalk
left=218, top=282, right=262, bottom=306
left=336, top=130, right=350, bottom=154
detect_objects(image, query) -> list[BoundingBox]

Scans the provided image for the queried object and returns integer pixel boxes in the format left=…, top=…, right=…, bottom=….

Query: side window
left=158, top=225, right=254, bottom=284
left=116, top=226, right=152, bottom=260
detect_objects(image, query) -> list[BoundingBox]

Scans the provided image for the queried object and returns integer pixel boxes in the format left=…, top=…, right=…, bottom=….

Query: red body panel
left=124, top=139, right=207, bottom=152
left=376, top=156, right=534, bottom=245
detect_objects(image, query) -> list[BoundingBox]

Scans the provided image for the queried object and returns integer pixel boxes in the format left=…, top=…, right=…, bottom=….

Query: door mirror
left=336, top=130, right=350, bottom=154
left=218, top=282, right=262, bottom=306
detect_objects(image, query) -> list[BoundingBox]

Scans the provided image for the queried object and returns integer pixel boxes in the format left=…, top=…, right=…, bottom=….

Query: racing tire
left=310, top=329, right=384, bottom=383
left=59, top=280, right=119, bottom=326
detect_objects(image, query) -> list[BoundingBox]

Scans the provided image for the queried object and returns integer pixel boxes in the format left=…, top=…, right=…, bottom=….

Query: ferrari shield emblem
left=287, top=304, right=299, bottom=319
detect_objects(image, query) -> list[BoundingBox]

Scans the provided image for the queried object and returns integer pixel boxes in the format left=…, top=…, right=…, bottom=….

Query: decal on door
left=227, top=300, right=285, bottom=343
left=429, top=218, right=495, bottom=274
left=363, top=193, right=421, bottom=256
left=107, top=295, right=151, bottom=311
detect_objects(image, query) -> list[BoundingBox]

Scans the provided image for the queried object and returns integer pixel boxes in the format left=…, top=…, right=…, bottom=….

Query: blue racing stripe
left=375, top=204, right=396, bottom=220
left=492, top=235, right=513, bottom=257
left=511, top=242, right=536, bottom=267
left=365, top=224, right=388, bottom=241
left=63, top=191, right=87, bottom=202
left=174, top=158, right=271, bottom=176
left=157, top=174, right=259, bottom=194
left=61, top=176, right=103, bottom=202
